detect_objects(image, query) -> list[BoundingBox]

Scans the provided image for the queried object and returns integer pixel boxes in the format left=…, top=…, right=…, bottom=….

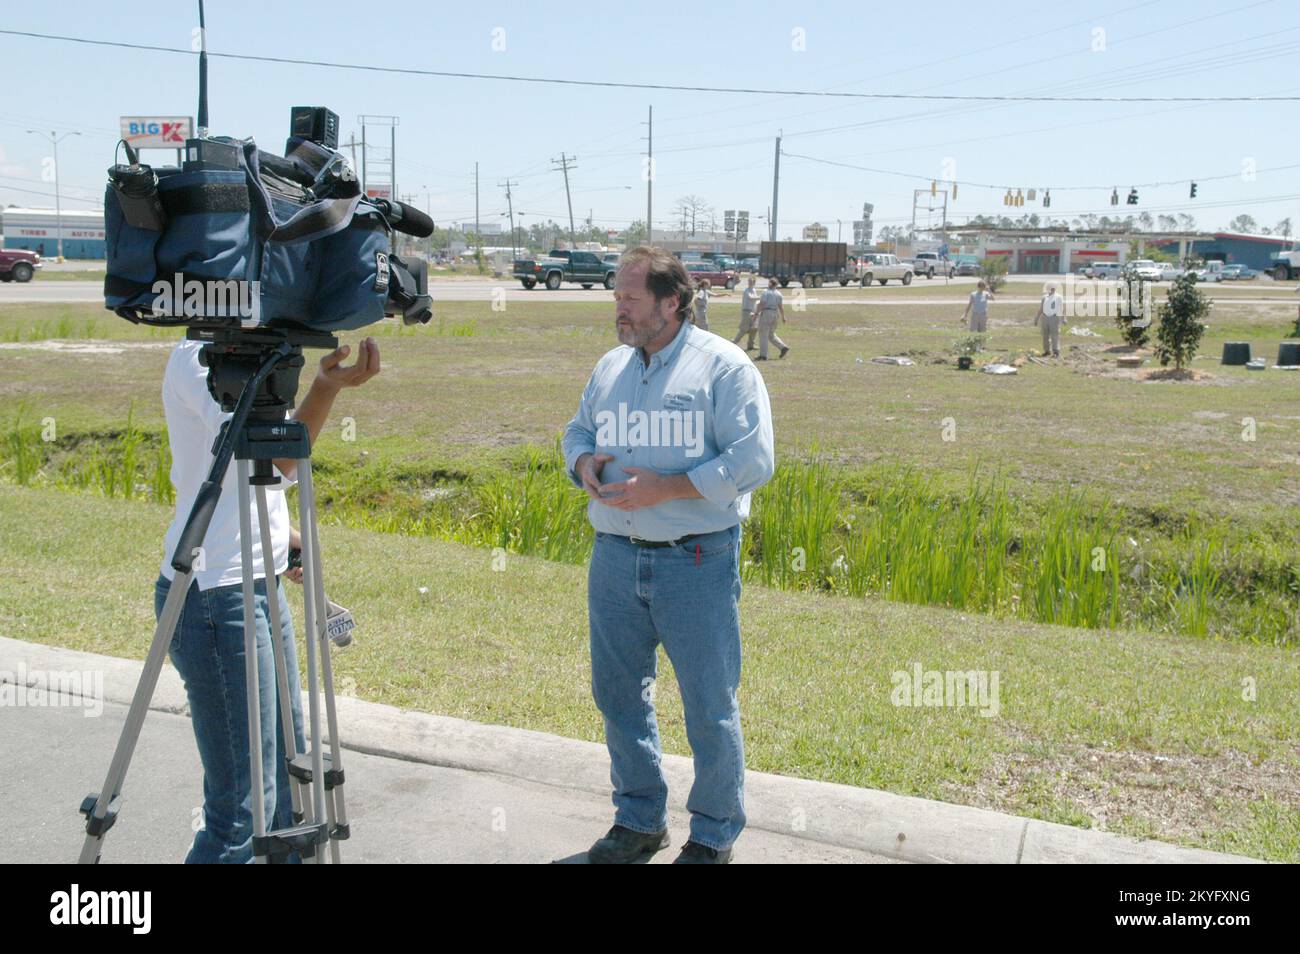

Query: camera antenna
left=196, top=0, right=209, bottom=137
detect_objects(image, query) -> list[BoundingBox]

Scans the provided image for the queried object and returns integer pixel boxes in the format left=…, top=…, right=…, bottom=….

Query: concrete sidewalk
left=0, top=637, right=1262, bottom=864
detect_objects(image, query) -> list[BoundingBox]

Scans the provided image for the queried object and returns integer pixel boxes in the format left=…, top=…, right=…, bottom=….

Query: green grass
left=1, top=482, right=1295, bottom=860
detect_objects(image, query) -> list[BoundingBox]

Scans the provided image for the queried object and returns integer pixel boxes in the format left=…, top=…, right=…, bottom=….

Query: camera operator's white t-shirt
left=159, top=340, right=292, bottom=591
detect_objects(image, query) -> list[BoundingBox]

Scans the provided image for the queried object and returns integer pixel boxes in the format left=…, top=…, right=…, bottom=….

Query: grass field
left=1, top=281, right=1298, bottom=856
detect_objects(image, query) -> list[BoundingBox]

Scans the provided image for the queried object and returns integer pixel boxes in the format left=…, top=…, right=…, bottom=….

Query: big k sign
left=120, top=116, right=193, bottom=148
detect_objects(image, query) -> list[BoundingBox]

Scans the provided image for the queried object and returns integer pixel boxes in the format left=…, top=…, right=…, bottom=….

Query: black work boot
left=672, top=841, right=733, bottom=864
left=587, top=825, right=670, bottom=864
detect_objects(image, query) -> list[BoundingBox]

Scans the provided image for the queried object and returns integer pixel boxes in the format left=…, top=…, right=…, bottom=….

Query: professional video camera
left=102, top=13, right=432, bottom=334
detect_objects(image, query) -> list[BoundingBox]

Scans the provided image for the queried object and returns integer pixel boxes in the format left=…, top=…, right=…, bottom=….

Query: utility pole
left=28, top=129, right=79, bottom=261
left=499, top=178, right=519, bottom=260
left=645, top=106, right=653, bottom=246
left=342, top=133, right=359, bottom=178
left=770, top=133, right=781, bottom=242
left=474, top=161, right=480, bottom=258
left=553, top=153, right=578, bottom=248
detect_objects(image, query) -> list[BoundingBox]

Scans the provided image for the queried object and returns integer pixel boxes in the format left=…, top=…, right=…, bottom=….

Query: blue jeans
left=155, top=573, right=305, bottom=864
left=587, top=526, right=746, bottom=851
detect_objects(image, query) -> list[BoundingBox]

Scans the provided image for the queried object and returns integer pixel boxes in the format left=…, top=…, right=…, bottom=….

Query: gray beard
left=618, top=314, right=670, bottom=350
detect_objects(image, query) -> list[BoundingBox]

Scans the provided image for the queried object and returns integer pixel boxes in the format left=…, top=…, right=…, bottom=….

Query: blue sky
left=2, top=0, right=1298, bottom=238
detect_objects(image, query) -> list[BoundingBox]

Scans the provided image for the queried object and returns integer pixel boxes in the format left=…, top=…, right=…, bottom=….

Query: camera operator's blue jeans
left=587, top=527, right=746, bottom=852
left=155, top=573, right=305, bottom=864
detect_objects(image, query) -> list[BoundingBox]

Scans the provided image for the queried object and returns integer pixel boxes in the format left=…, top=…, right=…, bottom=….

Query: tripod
left=79, top=328, right=351, bottom=864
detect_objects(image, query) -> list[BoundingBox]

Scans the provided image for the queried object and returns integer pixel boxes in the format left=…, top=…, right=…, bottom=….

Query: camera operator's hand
left=275, top=338, right=382, bottom=479
left=576, top=453, right=615, bottom=501
left=316, top=337, right=381, bottom=392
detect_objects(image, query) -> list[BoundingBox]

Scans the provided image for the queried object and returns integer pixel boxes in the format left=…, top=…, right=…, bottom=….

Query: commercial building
left=1152, top=232, right=1294, bottom=272
left=0, top=208, right=106, bottom=259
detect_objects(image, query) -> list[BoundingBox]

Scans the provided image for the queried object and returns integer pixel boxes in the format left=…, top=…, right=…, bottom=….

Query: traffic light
left=1110, top=188, right=1119, bottom=206
left=1043, top=189, right=1051, bottom=208
left=930, top=179, right=937, bottom=196
left=1189, top=182, right=1198, bottom=199
left=1126, top=188, right=1138, bottom=206
left=951, top=181, right=958, bottom=201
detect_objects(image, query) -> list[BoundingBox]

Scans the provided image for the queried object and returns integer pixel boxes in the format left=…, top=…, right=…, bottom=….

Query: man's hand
left=598, top=466, right=696, bottom=511
left=577, top=452, right=615, bottom=500
left=315, top=337, right=381, bottom=393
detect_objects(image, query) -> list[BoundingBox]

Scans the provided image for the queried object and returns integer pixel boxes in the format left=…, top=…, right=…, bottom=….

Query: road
left=3, top=277, right=1294, bottom=308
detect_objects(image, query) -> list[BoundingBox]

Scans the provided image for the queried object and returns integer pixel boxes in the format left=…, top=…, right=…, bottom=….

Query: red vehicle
left=0, top=248, right=42, bottom=282
left=684, top=259, right=738, bottom=290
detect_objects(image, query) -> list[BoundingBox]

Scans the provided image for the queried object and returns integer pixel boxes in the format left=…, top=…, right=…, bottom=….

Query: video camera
left=103, top=9, right=432, bottom=334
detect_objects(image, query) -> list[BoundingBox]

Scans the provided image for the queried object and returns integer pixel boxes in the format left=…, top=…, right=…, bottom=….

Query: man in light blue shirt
left=563, top=246, right=774, bottom=863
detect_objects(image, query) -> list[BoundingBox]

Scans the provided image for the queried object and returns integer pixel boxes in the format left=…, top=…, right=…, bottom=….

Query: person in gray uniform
left=733, top=274, right=760, bottom=350
left=962, top=280, right=994, bottom=332
left=692, top=278, right=711, bottom=332
left=755, top=278, right=789, bottom=361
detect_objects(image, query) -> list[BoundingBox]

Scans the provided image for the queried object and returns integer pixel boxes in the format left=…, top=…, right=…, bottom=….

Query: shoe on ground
left=754, top=355, right=768, bottom=361
left=779, top=346, right=789, bottom=359
left=673, top=841, right=733, bottom=864
left=587, top=825, right=669, bottom=864
left=745, top=345, right=756, bottom=351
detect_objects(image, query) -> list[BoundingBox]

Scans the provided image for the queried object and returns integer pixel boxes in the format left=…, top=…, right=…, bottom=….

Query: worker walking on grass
left=692, top=278, right=711, bottom=332
left=755, top=277, right=789, bottom=361
left=1033, top=283, right=1066, bottom=357
left=733, top=274, right=760, bottom=350
left=962, top=280, right=994, bottom=332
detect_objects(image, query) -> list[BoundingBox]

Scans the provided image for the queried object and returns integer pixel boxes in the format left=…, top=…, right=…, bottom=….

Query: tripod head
left=188, top=324, right=339, bottom=425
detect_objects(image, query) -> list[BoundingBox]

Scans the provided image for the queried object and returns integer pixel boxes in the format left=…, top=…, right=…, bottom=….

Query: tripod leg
left=295, top=458, right=328, bottom=863
left=302, top=482, right=348, bottom=863
left=254, top=483, right=307, bottom=830
left=77, top=568, right=194, bottom=864
left=236, top=460, right=268, bottom=864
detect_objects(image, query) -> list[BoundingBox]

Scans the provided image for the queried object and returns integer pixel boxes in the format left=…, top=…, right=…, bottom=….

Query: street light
left=27, top=129, right=81, bottom=262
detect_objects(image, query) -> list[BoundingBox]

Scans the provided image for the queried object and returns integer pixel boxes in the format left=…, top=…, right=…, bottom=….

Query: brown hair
left=698, top=278, right=711, bottom=290
left=618, top=246, right=693, bottom=321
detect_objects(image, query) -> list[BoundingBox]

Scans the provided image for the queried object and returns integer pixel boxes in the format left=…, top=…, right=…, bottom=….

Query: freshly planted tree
left=980, top=254, right=1009, bottom=292
left=1114, top=273, right=1151, bottom=347
left=1154, top=272, right=1211, bottom=371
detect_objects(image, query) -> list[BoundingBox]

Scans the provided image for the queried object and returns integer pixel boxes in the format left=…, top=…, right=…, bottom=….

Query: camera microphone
left=372, top=198, right=434, bottom=238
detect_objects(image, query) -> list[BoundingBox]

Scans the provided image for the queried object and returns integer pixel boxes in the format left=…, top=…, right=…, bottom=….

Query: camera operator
left=154, top=335, right=380, bottom=863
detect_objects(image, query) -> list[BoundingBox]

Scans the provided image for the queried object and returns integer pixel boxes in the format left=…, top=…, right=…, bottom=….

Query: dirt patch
left=951, top=727, right=1300, bottom=843
left=0, top=340, right=172, bottom=355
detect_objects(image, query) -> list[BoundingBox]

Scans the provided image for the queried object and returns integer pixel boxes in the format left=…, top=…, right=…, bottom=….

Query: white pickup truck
left=853, top=253, right=914, bottom=286
left=912, top=251, right=954, bottom=279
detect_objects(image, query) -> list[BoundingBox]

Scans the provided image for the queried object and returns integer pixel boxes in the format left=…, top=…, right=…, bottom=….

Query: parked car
left=1158, top=263, right=1184, bottom=281
left=1091, top=263, right=1123, bottom=280
left=512, top=249, right=616, bottom=290
left=0, top=248, right=42, bottom=282
left=603, top=252, right=621, bottom=265
left=954, top=257, right=981, bottom=276
left=1221, top=264, right=1256, bottom=280
left=1191, top=261, right=1224, bottom=283
left=854, top=253, right=914, bottom=286
left=912, top=251, right=954, bottom=279
left=684, top=260, right=738, bottom=290
left=1125, top=259, right=1163, bottom=281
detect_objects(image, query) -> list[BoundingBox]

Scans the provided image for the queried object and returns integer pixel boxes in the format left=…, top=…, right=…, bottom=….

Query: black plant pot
left=957, top=355, right=973, bottom=370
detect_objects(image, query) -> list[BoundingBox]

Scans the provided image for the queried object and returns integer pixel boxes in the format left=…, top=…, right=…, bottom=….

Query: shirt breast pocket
left=650, top=391, right=707, bottom=473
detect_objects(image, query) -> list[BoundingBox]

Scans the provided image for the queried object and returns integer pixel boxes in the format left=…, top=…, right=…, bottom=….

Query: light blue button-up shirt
left=563, top=318, right=775, bottom=541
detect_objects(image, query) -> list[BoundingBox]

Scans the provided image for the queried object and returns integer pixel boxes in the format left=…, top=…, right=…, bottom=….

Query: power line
left=3, top=29, right=1298, bottom=102
left=780, top=150, right=1300, bottom=194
